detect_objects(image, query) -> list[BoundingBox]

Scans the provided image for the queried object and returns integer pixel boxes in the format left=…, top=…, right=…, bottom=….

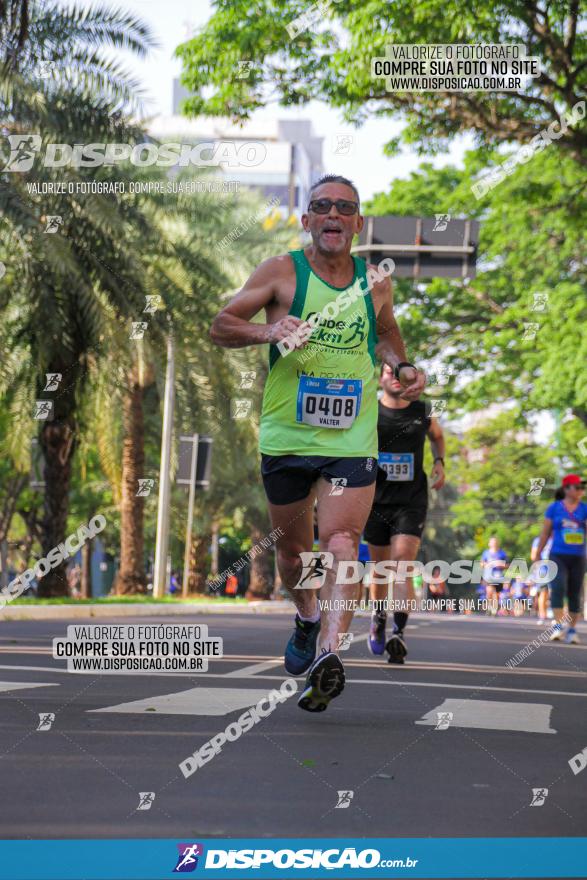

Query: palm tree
left=1, top=0, right=29, bottom=64
left=0, top=1, right=156, bottom=595
left=100, top=178, right=298, bottom=595
left=73, top=168, right=292, bottom=594
left=1, top=2, right=300, bottom=598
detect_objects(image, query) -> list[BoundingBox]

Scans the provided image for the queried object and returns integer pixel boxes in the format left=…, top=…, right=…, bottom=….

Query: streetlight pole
left=153, top=326, right=175, bottom=598
left=181, top=435, right=198, bottom=599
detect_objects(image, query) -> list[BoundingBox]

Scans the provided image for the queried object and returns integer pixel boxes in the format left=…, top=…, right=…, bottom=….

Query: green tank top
left=259, top=249, right=379, bottom=457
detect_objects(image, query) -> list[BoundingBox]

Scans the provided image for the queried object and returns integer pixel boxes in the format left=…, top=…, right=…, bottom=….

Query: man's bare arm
left=371, top=275, right=407, bottom=368
left=210, top=257, right=279, bottom=347
left=428, top=417, right=446, bottom=489
left=371, top=273, right=426, bottom=400
left=428, top=418, right=445, bottom=460
left=210, top=257, right=305, bottom=349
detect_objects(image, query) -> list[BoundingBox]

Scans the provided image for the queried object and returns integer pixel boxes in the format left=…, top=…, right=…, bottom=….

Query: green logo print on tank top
left=259, top=249, right=379, bottom=458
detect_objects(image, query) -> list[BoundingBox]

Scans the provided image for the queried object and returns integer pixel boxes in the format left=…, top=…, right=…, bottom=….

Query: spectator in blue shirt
left=535, top=474, right=587, bottom=644
left=481, top=536, right=508, bottom=615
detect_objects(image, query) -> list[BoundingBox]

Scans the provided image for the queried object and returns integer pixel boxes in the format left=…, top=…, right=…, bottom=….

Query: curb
left=4, top=603, right=578, bottom=625
left=0, top=600, right=294, bottom=621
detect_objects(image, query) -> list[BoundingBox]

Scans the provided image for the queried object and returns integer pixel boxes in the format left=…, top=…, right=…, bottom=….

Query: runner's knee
left=324, top=529, right=358, bottom=561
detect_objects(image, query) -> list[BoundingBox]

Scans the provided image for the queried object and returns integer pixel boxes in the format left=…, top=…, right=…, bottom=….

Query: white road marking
left=1, top=664, right=587, bottom=699
left=416, top=698, right=556, bottom=734
left=225, top=633, right=369, bottom=677
left=341, top=659, right=587, bottom=679
left=339, top=677, right=587, bottom=700
left=408, top=632, right=587, bottom=649
left=88, top=686, right=280, bottom=716
left=0, top=680, right=58, bottom=693
left=225, top=660, right=282, bottom=677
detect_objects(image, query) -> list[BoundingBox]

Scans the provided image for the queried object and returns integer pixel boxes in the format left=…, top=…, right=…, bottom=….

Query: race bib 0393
left=379, top=452, right=414, bottom=481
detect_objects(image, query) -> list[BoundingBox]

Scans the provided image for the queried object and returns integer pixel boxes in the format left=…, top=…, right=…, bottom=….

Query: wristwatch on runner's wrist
left=394, top=361, right=416, bottom=380
left=434, top=457, right=445, bottom=466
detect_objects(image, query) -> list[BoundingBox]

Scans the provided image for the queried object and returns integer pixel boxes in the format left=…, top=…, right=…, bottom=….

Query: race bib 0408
left=296, top=376, right=362, bottom=429
left=379, top=452, right=414, bottom=481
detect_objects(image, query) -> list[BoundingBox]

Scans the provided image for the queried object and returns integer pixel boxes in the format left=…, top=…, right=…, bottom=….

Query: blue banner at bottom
left=0, top=838, right=585, bottom=879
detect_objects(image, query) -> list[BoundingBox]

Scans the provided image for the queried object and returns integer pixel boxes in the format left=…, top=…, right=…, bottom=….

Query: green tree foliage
left=365, top=148, right=587, bottom=436
left=0, top=0, right=158, bottom=594
left=176, top=0, right=586, bottom=161
left=0, top=1, right=298, bottom=594
left=421, top=430, right=469, bottom=562
left=450, top=412, right=558, bottom=560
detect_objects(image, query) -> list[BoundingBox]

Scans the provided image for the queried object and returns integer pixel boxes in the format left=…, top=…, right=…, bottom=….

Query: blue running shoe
left=368, top=613, right=387, bottom=655
left=284, top=615, right=321, bottom=675
left=566, top=628, right=580, bottom=645
left=298, top=650, right=345, bottom=713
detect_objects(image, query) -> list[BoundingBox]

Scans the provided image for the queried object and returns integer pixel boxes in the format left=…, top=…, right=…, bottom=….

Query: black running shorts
left=261, top=454, right=377, bottom=505
left=364, top=501, right=427, bottom=545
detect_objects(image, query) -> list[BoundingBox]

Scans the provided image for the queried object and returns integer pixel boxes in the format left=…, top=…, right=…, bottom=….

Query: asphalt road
left=1, top=610, right=586, bottom=849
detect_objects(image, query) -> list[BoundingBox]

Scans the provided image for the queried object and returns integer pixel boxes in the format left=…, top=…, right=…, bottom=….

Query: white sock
left=298, top=609, right=320, bottom=624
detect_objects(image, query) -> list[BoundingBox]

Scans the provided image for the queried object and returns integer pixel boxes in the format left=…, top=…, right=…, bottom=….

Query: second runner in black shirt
left=364, top=364, right=446, bottom=662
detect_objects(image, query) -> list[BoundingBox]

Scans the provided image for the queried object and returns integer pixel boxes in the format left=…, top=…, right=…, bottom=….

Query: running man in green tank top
left=210, top=175, right=425, bottom=712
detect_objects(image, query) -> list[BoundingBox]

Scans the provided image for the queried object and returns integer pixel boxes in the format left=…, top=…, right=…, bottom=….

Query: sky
left=77, top=0, right=472, bottom=201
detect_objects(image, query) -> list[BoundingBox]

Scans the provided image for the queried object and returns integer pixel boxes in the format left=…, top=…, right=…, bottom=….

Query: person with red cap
left=535, top=474, right=587, bottom=643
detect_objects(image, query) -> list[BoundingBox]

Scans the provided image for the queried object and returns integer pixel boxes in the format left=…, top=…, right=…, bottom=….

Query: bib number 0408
left=305, top=397, right=355, bottom=418
left=296, top=376, right=362, bottom=430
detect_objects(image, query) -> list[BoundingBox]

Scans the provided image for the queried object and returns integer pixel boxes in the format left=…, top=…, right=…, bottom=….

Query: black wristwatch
left=394, top=361, right=416, bottom=380
left=434, top=457, right=445, bottom=466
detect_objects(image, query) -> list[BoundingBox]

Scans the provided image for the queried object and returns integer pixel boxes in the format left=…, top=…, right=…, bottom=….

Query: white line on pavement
left=341, top=659, right=587, bottom=678
left=416, top=698, right=556, bottom=734
left=341, top=677, right=587, bottom=700
left=224, top=660, right=283, bottom=677
left=0, top=680, right=58, bottom=693
left=1, top=664, right=587, bottom=699
left=224, top=633, right=369, bottom=677
left=408, top=632, right=587, bottom=649
left=88, top=686, right=278, bottom=716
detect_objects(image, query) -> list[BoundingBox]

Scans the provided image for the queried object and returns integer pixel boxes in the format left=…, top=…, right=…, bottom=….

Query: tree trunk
left=80, top=537, right=92, bottom=599
left=115, top=374, right=146, bottom=594
left=18, top=503, right=43, bottom=570
left=245, top=526, right=274, bottom=600
left=0, top=539, right=8, bottom=590
left=38, top=417, right=76, bottom=597
left=187, top=530, right=210, bottom=595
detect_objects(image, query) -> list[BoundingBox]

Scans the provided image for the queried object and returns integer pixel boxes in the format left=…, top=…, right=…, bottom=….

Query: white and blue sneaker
left=284, top=615, right=321, bottom=675
left=549, top=623, right=563, bottom=641
left=565, top=628, right=580, bottom=645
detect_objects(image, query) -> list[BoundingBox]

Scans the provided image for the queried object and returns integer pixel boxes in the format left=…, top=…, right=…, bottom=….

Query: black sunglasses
left=307, top=198, right=359, bottom=216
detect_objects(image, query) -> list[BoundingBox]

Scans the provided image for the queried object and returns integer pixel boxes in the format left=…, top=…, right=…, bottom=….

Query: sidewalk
left=0, top=600, right=293, bottom=621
